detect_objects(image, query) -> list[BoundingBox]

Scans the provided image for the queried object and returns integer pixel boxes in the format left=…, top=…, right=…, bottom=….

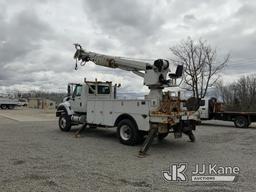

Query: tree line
left=216, top=75, right=256, bottom=112
left=18, top=91, right=66, bottom=104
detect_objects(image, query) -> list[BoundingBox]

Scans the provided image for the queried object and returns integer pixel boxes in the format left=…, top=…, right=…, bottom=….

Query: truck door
left=199, top=99, right=209, bottom=119
left=70, top=84, right=84, bottom=112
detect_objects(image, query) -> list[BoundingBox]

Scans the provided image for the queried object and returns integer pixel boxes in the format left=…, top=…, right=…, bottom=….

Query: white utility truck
left=198, top=97, right=256, bottom=128
left=56, top=44, right=198, bottom=155
left=0, top=97, right=23, bottom=109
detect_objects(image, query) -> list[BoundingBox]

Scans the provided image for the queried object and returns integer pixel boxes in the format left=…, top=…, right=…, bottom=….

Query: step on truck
left=56, top=44, right=198, bottom=155
left=199, top=97, right=256, bottom=128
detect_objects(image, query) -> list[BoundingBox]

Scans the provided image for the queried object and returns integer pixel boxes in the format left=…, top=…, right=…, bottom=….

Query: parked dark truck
left=198, top=97, right=256, bottom=128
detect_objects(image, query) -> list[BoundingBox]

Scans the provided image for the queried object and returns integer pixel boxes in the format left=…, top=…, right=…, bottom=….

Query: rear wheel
left=0, top=105, right=7, bottom=110
left=117, top=119, right=140, bottom=145
left=59, top=114, right=72, bottom=132
left=234, top=116, right=249, bottom=128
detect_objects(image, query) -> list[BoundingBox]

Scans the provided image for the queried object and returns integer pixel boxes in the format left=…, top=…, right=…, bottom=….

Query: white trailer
left=56, top=44, right=198, bottom=155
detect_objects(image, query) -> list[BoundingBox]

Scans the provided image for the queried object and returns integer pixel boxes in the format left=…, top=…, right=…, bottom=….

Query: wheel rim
left=120, top=125, right=132, bottom=141
left=2, top=105, right=7, bottom=109
left=60, top=117, right=66, bottom=128
left=236, top=119, right=245, bottom=127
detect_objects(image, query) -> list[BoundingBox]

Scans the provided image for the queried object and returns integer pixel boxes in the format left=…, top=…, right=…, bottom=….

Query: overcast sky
left=1, top=0, right=256, bottom=94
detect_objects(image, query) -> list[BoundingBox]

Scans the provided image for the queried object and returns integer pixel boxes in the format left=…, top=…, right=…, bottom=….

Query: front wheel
left=117, top=119, right=140, bottom=145
left=59, top=114, right=72, bottom=132
left=234, top=116, right=249, bottom=128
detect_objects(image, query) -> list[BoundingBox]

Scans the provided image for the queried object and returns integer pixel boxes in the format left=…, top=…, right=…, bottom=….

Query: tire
left=1, top=105, right=7, bottom=110
left=189, top=132, right=195, bottom=142
left=158, top=133, right=169, bottom=141
left=234, top=116, right=249, bottom=128
left=117, top=119, right=140, bottom=145
left=59, top=114, right=72, bottom=132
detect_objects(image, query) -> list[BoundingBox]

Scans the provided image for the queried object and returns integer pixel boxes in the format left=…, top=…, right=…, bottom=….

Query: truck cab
left=64, top=81, right=114, bottom=113
left=198, top=98, right=210, bottom=119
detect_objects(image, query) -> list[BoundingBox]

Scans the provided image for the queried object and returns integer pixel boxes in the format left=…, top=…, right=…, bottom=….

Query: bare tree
left=170, top=38, right=229, bottom=99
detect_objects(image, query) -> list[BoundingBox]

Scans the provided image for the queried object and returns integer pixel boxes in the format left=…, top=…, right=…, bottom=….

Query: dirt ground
left=0, top=108, right=256, bottom=192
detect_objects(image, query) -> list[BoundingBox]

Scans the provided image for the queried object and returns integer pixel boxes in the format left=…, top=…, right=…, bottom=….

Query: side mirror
left=67, top=85, right=71, bottom=97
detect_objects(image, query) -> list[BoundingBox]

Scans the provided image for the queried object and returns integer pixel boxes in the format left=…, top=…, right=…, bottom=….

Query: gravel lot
left=0, top=109, right=256, bottom=192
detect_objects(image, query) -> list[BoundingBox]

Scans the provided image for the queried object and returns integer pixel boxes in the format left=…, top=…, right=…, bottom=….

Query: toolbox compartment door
left=87, top=100, right=113, bottom=126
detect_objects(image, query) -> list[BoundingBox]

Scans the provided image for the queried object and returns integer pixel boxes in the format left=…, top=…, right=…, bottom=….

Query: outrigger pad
left=138, top=128, right=158, bottom=157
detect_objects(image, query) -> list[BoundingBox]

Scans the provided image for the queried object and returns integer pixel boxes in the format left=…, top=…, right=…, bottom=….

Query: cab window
left=98, top=85, right=110, bottom=94
left=199, top=100, right=205, bottom=106
left=73, top=85, right=82, bottom=97
left=88, top=84, right=110, bottom=94
left=89, top=85, right=96, bottom=94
